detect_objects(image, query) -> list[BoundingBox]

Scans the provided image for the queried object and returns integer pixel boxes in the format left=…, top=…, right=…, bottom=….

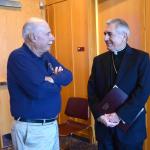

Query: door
left=46, top=0, right=74, bottom=122
left=46, top=0, right=91, bottom=140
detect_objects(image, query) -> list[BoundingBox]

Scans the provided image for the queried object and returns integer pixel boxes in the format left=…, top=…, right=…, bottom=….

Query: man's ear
left=122, top=32, right=128, bottom=42
left=28, top=32, right=37, bottom=42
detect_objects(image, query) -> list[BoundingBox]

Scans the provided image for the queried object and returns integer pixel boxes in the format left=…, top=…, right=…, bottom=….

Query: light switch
left=77, top=47, right=84, bottom=52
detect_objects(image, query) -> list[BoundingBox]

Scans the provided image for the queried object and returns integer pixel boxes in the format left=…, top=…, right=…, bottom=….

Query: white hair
left=106, top=18, right=130, bottom=37
left=22, top=17, right=47, bottom=40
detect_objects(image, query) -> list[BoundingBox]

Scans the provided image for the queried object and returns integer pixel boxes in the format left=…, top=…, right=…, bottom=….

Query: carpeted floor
left=60, top=136, right=98, bottom=150
left=0, top=136, right=97, bottom=150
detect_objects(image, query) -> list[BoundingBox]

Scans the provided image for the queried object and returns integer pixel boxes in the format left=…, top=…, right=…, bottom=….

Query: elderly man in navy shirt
left=7, top=17, right=72, bottom=150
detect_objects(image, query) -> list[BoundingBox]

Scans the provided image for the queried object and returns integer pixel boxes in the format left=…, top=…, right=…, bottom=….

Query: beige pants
left=11, top=120, right=59, bottom=150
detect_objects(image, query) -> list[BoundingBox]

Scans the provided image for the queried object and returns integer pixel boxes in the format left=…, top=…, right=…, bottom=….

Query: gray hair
left=106, top=18, right=130, bottom=37
left=22, top=17, right=47, bottom=40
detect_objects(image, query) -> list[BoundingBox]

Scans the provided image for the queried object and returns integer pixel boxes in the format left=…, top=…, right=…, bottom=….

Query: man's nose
left=104, top=34, right=109, bottom=41
left=50, top=34, right=55, bottom=41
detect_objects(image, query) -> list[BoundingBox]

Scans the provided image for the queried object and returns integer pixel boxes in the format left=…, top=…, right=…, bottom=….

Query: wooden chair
left=59, top=97, right=93, bottom=149
left=0, top=133, right=13, bottom=150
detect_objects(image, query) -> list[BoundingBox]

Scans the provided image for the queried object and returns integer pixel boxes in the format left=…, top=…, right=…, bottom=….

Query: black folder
left=95, top=86, right=143, bottom=132
left=95, top=86, right=128, bottom=114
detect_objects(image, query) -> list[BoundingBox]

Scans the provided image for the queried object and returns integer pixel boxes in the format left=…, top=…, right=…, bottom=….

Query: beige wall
left=0, top=0, right=43, bottom=147
left=0, top=0, right=44, bottom=81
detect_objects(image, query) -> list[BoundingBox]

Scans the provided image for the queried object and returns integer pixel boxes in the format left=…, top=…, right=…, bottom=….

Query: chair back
left=65, top=97, right=89, bottom=120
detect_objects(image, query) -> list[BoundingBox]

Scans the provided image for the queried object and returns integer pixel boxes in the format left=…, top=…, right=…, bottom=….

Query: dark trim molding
left=0, top=81, right=7, bottom=86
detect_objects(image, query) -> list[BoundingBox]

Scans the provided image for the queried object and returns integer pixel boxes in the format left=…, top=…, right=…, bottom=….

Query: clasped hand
left=45, top=66, right=63, bottom=83
left=97, top=113, right=120, bottom=127
left=53, top=66, right=63, bottom=74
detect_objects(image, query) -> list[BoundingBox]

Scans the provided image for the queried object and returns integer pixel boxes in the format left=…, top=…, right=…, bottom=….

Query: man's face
left=34, top=23, right=54, bottom=55
left=104, top=23, right=126, bottom=52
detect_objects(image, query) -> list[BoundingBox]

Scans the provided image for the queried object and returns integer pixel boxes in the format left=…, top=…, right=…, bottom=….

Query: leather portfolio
left=95, top=86, right=128, bottom=114
left=95, top=86, right=143, bottom=132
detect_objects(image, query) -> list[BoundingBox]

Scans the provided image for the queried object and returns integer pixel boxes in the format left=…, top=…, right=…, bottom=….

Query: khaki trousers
left=11, top=120, right=59, bottom=150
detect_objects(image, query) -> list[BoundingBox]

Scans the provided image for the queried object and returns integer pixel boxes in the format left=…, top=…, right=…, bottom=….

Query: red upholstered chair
left=59, top=97, right=93, bottom=149
left=0, top=133, right=13, bottom=150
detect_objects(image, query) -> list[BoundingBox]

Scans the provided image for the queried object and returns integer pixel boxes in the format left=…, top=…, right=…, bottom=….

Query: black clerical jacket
left=88, top=45, right=150, bottom=144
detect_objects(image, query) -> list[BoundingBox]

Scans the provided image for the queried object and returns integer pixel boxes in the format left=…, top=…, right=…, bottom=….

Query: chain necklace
left=111, top=54, right=118, bottom=74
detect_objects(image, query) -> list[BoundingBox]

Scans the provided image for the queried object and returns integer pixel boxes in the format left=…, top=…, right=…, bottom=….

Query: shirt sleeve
left=44, top=52, right=73, bottom=86
left=7, top=52, right=61, bottom=99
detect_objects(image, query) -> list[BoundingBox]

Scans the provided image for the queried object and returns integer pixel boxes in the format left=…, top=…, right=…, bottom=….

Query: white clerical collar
left=113, top=45, right=126, bottom=55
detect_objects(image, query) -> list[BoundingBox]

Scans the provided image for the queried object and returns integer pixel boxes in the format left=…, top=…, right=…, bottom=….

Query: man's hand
left=45, top=76, right=54, bottom=83
left=54, top=66, right=63, bottom=74
left=107, top=113, right=120, bottom=124
left=45, top=66, right=63, bottom=83
left=97, top=114, right=119, bottom=127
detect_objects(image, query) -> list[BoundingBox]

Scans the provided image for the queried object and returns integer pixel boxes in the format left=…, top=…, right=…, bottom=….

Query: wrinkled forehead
left=105, top=23, right=117, bottom=33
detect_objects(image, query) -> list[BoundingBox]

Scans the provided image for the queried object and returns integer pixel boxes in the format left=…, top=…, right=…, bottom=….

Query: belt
left=14, top=117, right=56, bottom=123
